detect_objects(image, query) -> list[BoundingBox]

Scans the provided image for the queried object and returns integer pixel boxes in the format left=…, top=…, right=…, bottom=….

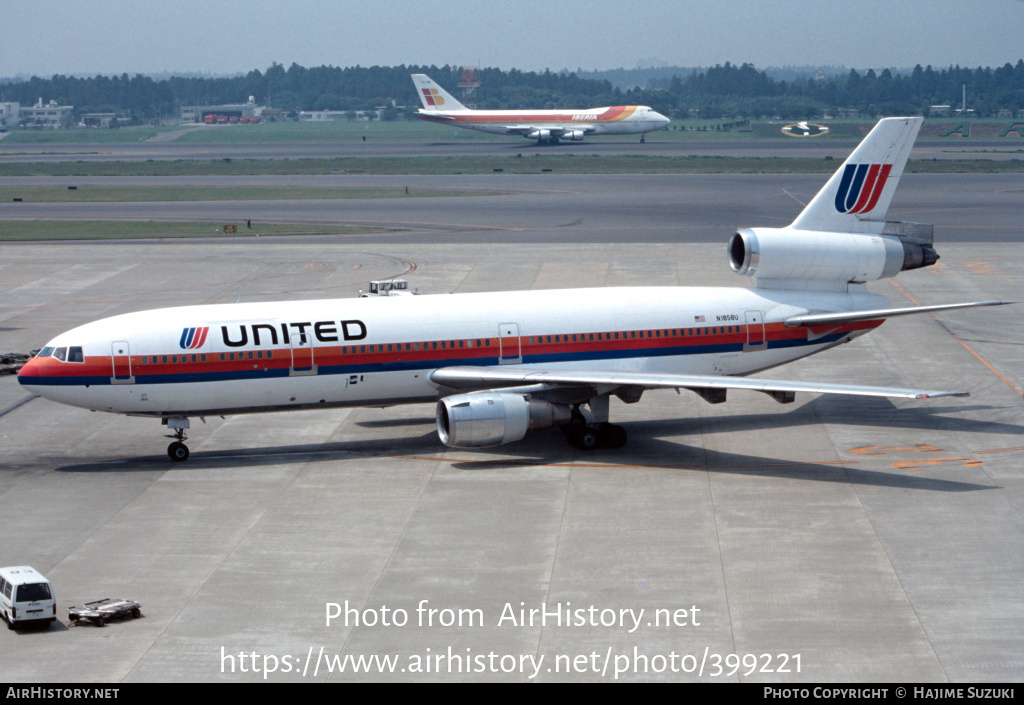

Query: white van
left=0, top=566, right=57, bottom=629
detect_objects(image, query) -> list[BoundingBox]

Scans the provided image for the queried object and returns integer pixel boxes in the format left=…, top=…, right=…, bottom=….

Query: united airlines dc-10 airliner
left=17, top=118, right=1007, bottom=461
left=412, top=73, right=670, bottom=145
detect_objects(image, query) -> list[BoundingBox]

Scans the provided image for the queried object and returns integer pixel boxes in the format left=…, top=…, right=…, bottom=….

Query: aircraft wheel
left=598, top=423, right=627, bottom=449
left=568, top=427, right=598, bottom=450
left=167, top=441, right=190, bottom=462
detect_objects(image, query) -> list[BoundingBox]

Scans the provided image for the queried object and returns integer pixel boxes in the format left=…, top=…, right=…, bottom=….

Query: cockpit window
left=37, top=347, right=54, bottom=358
left=68, top=346, right=84, bottom=363
left=53, top=347, right=67, bottom=362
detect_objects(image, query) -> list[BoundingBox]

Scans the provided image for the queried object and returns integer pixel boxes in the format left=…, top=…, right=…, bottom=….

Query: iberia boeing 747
left=412, top=73, right=670, bottom=145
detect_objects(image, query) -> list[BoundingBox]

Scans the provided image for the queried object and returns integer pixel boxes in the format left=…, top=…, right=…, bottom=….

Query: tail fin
left=411, top=74, right=468, bottom=112
left=791, top=117, right=922, bottom=234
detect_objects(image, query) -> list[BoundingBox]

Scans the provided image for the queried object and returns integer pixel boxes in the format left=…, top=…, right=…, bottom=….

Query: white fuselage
left=18, top=286, right=887, bottom=419
left=418, top=105, right=670, bottom=137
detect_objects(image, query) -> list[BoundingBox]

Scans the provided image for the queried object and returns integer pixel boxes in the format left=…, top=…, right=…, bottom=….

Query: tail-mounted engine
left=728, top=221, right=938, bottom=289
left=436, top=393, right=571, bottom=448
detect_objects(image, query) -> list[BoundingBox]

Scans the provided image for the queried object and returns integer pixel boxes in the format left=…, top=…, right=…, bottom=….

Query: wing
left=429, top=366, right=968, bottom=401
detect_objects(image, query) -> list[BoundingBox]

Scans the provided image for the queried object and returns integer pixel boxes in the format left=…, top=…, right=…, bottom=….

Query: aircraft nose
left=656, top=111, right=671, bottom=127
left=17, top=356, right=44, bottom=390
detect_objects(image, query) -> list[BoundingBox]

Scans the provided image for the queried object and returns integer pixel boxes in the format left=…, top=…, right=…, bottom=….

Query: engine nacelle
left=728, top=227, right=938, bottom=286
left=436, top=393, right=572, bottom=448
left=526, top=129, right=552, bottom=142
left=561, top=130, right=585, bottom=142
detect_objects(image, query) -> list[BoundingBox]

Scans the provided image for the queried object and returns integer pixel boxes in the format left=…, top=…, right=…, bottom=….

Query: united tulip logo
left=834, top=164, right=893, bottom=215
left=179, top=326, right=209, bottom=350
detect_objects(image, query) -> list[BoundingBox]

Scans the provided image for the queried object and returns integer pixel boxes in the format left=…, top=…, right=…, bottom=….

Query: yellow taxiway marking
left=889, top=278, right=1023, bottom=398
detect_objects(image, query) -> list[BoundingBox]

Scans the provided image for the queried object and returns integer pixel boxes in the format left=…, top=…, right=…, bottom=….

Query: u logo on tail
left=834, top=163, right=893, bottom=215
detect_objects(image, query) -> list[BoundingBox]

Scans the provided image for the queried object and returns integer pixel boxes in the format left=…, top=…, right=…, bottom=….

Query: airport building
left=180, top=97, right=275, bottom=124
left=0, top=102, right=19, bottom=125
left=13, top=99, right=74, bottom=129
left=298, top=109, right=383, bottom=122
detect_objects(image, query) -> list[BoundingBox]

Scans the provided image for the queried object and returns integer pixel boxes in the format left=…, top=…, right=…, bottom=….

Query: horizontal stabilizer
left=785, top=300, right=1011, bottom=327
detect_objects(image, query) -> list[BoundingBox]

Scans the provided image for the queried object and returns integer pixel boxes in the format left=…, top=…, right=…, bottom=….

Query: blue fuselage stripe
left=20, top=333, right=847, bottom=388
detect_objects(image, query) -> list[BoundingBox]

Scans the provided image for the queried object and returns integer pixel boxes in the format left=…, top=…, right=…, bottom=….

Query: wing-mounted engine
left=728, top=221, right=938, bottom=290
left=560, top=130, right=585, bottom=142
left=436, top=393, right=571, bottom=448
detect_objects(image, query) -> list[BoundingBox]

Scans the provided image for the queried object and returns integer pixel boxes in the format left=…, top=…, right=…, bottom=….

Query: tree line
left=1, top=60, right=1021, bottom=123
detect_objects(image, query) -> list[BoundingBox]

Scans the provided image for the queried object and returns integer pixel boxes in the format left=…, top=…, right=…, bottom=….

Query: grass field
left=4, top=117, right=1023, bottom=145
left=0, top=186, right=491, bottom=202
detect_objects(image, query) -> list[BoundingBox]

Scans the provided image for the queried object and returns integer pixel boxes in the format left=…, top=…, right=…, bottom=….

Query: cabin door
left=111, top=341, right=134, bottom=384
left=498, top=323, right=521, bottom=364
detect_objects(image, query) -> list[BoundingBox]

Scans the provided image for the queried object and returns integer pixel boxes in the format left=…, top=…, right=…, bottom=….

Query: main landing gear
left=163, top=417, right=190, bottom=462
left=561, top=399, right=627, bottom=451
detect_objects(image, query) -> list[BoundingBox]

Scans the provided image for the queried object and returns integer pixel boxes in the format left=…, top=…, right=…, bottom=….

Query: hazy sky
left=3, top=0, right=1023, bottom=78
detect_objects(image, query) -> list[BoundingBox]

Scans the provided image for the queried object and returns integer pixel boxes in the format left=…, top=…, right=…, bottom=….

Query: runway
left=0, top=168, right=1022, bottom=681
left=1, top=172, right=1020, bottom=245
